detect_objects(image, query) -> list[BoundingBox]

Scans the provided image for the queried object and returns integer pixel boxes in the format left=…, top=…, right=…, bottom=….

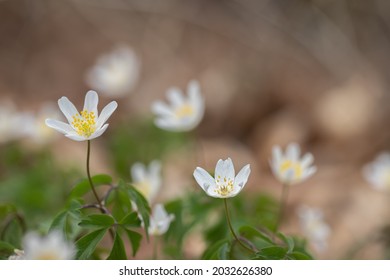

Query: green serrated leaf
left=288, top=251, right=313, bottom=260
left=253, top=246, right=288, bottom=260
left=119, top=180, right=150, bottom=238
left=124, top=229, right=142, bottom=257
left=0, top=241, right=16, bottom=260
left=277, top=232, right=295, bottom=253
left=107, top=233, right=127, bottom=260
left=76, top=228, right=107, bottom=260
left=120, top=212, right=141, bottom=228
left=79, top=214, right=115, bottom=229
left=218, top=242, right=231, bottom=260
left=239, top=225, right=274, bottom=244
left=202, top=239, right=229, bottom=260
left=69, top=174, right=112, bottom=199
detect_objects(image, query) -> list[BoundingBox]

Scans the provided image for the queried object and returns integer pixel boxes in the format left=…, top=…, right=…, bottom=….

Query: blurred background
left=1, top=0, right=390, bottom=259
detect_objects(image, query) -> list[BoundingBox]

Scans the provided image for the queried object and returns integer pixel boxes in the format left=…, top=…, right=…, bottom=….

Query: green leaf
left=0, top=241, right=16, bottom=260
left=277, top=232, right=295, bottom=253
left=124, top=229, right=142, bottom=257
left=69, top=174, right=112, bottom=199
left=107, top=233, right=127, bottom=260
left=79, top=214, right=115, bottom=229
left=49, top=200, right=82, bottom=240
left=76, top=228, right=107, bottom=260
left=253, top=246, right=288, bottom=260
left=119, top=180, right=150, bottom=238
left=218, top=242, right=231, bottom=260
left=119, top=212, right=141, bottom=228
left=202, top=239, right=229, bottom=260
left=287, top=251, right=313, bottom=260
left=239, top=225, right=274, bottom=244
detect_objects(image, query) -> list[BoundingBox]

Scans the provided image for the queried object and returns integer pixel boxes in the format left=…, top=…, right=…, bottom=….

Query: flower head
left=151, top=80, right=204, bottom=132
left=45, top=90, right=117, bottom=141
left=193, top=158, right=251, bottom=198
left=270, top=143, right=316, bottom=185
left=131, top=160, right=162, bottom=203
left=297, top=205, right=331, bottom=252
left=148, top=204, right=175, bottom=236
left=17, top=231, right=75, bottom=260
left=363, top=152, right=390, bottom=191
left=86, top=45, right=140, bottom=97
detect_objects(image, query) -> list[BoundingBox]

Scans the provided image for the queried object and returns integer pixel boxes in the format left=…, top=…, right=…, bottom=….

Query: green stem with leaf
left=223, top=198, right=257, bottom=254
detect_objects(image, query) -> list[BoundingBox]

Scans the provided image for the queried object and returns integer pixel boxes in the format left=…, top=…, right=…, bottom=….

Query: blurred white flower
left=270, top=143, right=316, bottom=185
left=0, top=101, right=33, bottom=144
left=18, top=231, right=75, bottom=260
left=45, top=90, right=117, bottom=141
left=131, top=160, right=162, bottom=203
left=148, top=204, right=175, bottom=236
left=86, top=46, right=140, bottom=97
left=298, top=205, right=331, bottom=252
left=193, top=158, right=251, bottom=198
left=363, top=152, right=390, bottom=191
left=8, top=249, right=24, bottom=260
left=151, top=80, right=204, bottom=132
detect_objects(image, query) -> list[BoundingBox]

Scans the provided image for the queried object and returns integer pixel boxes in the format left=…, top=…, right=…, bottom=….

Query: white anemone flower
left=148, top=204, right=175, bottom=236
left=45, top=90, right=117, bottom=141
left=151, top=80, right=204, bottom=132
left=363, top=152, right=390, bottom=191
left=86, top=46, right=140, bottom=97
left=19, top=231, right=75, bottom=260
left=270, top=143, right=317, bottom=185
left=131, top=160, right=162, bottom=203
left=298, top=205, right=331, bottom=252
left=193, top=158, right=251, bottom=198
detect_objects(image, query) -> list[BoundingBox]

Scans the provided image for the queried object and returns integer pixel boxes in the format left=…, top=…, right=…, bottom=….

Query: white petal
left=151, top=101, right=174, bottom=117
left=301, top=166, right=317, bottom=181
left=131, top=162, right=146, bottom=183
left=89, top=124, right=109, bottom=140
left=65, top=133, right=86, bottom=141
left=233, top=164, right=251, bottom=190
left=205, top=185, right=225, bottom=198
left=301, top=153, right=314, bottom=168
left=286, top=143, right=300, bottom=161
left=149, top=160, right=162, bottom=194
left=167, top=87, right=184, bottom=107
left=193, top=167, right=216, bottom=192
left=215, top=158, right=235, bottom=181
left=83, top=90, right=99, bottom=116
left=45, top=119, right=73, bottom=135
left=96, top=101, right=117, bottom=129
left=271, top=145, right=283, bottom=168
left=58, top=97, right=79, bottom=124
left=154, top=117, right=182, bottom=132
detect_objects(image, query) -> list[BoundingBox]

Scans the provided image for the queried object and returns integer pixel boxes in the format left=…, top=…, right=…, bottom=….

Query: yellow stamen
left=71, top=110, right=96, bottom=137
left=279, top=160, right=303, bottom=179
left=215, top=177, right=234, bottom=196
left=175, top=104, right=194, bottom=119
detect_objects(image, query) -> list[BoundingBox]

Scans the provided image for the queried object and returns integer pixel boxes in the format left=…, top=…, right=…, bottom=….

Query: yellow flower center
left=215, top=175, right=234, bottom=196
left=71, top=110, right=96, bottom=137
left=175, top=104, right=194, bottom=119
left=279, top=160, right=303, bottom=180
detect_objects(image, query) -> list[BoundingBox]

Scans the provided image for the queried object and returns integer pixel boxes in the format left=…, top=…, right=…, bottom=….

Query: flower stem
left=153, top=236, right=159, bottom=260
left=223, top=198, right=256, bottom=254
left=275, top=183, right=289, bottom=233
left=86, top=140, right=115, bottom=241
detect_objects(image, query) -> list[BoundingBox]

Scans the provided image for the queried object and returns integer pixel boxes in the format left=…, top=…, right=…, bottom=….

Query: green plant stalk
left=275, top=183, right=289, bottom=233
left=223, top=198, right=256, bottom=254
left=86, top=140, right=115, bottom=241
